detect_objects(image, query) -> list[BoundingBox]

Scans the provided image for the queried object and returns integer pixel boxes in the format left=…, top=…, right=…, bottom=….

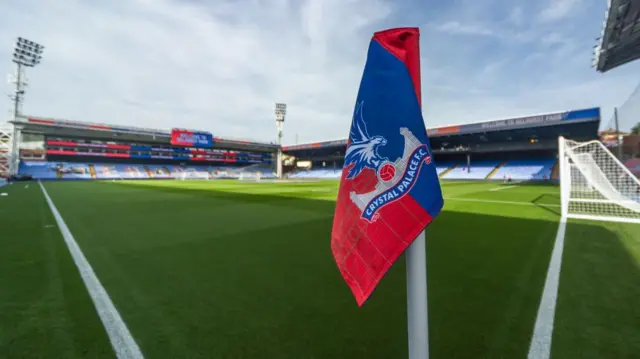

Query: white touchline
left=444, top=197, right=561, bottom=208
left=489, top=185, right=518, bottom=192
left=39, top=182, right=144, bottom=359
left=528, top=218, right=567, bottom=359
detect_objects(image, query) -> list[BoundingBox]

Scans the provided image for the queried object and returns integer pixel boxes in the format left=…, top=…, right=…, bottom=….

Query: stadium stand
left=288, top=168, right=341, bottom=179
left=593, top=0, right=640, bottom=72
left=284, top=108, right=601, bottom=181
left=7, top=107, right=602, bottom=182
left=625, top=158, right=640, bottom=177
left=10, top=116, right=276, bottom=180
left=492, top=159, right=555, bottom=181
left=19, top=161, right=276, bottom=180
left=288, top=159, right=557, bottom=181
left=442, top=160, right=502, bottom=180
left=435, top=162, right=457, bottom=176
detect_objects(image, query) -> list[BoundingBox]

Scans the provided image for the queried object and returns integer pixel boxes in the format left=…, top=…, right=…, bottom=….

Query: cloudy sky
left=1, top=0, right=639, bottom=144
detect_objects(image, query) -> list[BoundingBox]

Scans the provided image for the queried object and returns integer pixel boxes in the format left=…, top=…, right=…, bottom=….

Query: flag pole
left=406, top=230, right=428, bottom=359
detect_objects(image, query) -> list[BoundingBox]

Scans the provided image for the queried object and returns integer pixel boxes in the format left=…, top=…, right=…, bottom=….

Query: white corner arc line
left=39, top=182, right=144, bottom=359
left=528, top=218, right=567, bottom=359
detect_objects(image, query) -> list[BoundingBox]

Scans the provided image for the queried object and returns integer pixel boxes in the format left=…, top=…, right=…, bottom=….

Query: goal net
left=559, top=136, right=640, bottom=224
left=179, top=168, right=210, bottom=181
left=232, top=163, right=273, bottom=181
left=238, top=171, right=262, bottom=182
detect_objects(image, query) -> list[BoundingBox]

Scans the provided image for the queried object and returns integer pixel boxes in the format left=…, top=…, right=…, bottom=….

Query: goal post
left=238, top=171, right=262, bottom=182
left=178, top=169, right=209, bottom=181
left=559, top=136, right=640, bottom=224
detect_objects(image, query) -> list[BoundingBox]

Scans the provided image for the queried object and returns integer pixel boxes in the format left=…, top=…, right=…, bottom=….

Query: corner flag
left=331, top=27, right=444, bottom=306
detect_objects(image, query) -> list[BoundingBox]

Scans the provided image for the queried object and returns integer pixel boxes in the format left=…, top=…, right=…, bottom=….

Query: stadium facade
left=7, top=115, right=277, bottom=180
left=593, top=0, right=640, bottom=72
left=284, top=108, right=601, bottom=181
left=2, top=107, right=601, bottom=182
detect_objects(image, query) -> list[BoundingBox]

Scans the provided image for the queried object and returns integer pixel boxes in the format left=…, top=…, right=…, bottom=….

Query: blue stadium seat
left=493, top=159, right=555, bottom=180
left=443, top=161, right=502, bottom=180
left=435, top=162, right=457, bottom=176
left=289, top=168, right=341, bottom=179
left=18, top=161, right=273, bottom=180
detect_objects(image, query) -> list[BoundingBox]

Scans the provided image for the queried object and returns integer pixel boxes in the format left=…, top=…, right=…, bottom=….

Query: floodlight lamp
left=275, top=103, right=287, bottom=124
left=275, top=103, right=287, bottom=114
left=12, top=37, right=45, bottom=67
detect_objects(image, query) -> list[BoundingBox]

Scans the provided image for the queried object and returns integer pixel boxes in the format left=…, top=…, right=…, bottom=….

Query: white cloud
left=433, top=21, right=494, bottom=36
left=507, top=7, right=524, bottom=26
left=0, top=0, right=391, bottom=143
left=538, top=0, right=582, bottom=23
left=540, top=32, right=569, bottom=45
left=0, top=0, right=637, bottom=144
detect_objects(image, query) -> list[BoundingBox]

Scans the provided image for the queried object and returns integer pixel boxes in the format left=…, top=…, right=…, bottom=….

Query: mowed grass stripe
left=43, top=181, right=332, bottom=253
left=119, top=179, right=341, bottom=202
left=0, top=183, right=114, bottom=358
left=551, top=220, right=640, bottom=359
left=39, top=180, right=559, bottom=358
left=9, top=179, right=638, bottom=358
left=39, top=182, right=144, bottom=359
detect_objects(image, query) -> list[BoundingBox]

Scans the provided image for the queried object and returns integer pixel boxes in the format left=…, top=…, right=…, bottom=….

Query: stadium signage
left=322, top=140, right=348, bottom=147
left=171, top=129, right=214, bottom=148
left=479, top=113, right=564, bottom=130
left=427, top=107, right=600, bottom=137
left=282, top=139, right=348, bottom=151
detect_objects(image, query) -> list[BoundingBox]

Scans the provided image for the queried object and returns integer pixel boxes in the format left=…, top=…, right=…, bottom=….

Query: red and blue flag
left=331, top=28, right=444, bottom=306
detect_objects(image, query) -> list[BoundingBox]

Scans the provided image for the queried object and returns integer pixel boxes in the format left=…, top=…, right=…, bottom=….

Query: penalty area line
left=39, top=181, right=144, bottom=359
left=527, top=218, right=567, bottom=359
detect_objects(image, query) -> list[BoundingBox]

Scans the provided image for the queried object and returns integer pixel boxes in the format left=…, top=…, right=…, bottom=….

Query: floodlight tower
left=275, top=103, right=286, bottom=179
left=6, top=37, right=44, bottom=176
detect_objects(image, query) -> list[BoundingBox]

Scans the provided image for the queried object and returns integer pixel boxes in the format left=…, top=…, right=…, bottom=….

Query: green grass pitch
left=1, top=180, right=638, bottom=358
